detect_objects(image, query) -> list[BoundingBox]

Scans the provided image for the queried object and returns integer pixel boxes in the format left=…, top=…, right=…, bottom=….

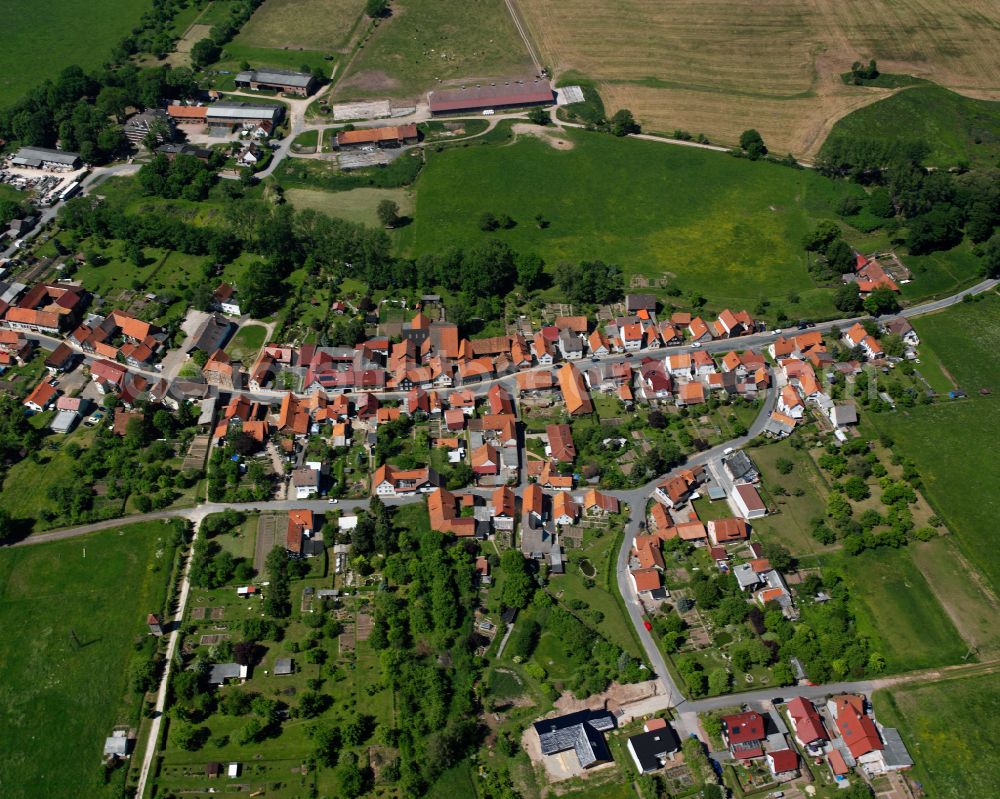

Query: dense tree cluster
left=849, top=60, right=879, bottom=82
left=813, top=437, right=926, bottom=553
left=137, top=153, right=221, bottom=200
left=739, top=129, right=767, bottom=160
left=816, top=132, right=1000, bottom=269
left=0, top=63, right=196, bottom=163
left=553, top=259, right=623, bottom=305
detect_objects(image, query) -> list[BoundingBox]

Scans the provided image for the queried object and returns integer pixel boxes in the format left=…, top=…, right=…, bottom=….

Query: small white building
left=732, top=483, right=767, bottom=519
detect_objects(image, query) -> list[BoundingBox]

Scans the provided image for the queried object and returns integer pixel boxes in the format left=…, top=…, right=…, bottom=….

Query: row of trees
left=190, top=0, right=265, bottom=68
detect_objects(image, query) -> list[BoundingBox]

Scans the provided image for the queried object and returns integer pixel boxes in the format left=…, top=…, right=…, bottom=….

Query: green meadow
left=867, top=296, right=1000, bottom=593
left=0, top=523, right=179, bottom=799
left=821, top=85, right=1000, bottom=169
left=0, top=0, right=150, bottom=108
left=874, top=672, right=1000, bottom=799
left=831, top=549, right=966, bottom=673
left=410, top=129, right=871, bottom=317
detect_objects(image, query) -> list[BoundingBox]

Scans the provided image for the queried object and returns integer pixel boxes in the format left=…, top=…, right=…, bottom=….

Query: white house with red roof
left=843, top=323, right=884, bottom=360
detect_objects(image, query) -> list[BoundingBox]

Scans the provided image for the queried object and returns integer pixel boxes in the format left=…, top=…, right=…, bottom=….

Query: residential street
left=4, top=257, right=997, bottom=734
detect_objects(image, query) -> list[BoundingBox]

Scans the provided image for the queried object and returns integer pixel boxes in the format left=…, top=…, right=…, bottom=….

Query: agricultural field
left=821, top=85, right=1000, bottom=168
left=0, top=523, right=180, bottom=799
left=285, top=186, right=415, bottom=228
left=0, top=0, right=150, bottom=107
left=235, top=0, right=365, bottom=52
left=874, top=672, right=1000, bottom=799
left=829, top=548, right=966, bottom=673
left=333, top=0, right=536, bottom=100
left=411, top=129, right=865, bottom=317
left=518, top=0, right=1000, bottom=157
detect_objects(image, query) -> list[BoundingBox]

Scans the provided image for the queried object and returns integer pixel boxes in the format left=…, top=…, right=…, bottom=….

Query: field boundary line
left=502, top=0, right=543, bottom=73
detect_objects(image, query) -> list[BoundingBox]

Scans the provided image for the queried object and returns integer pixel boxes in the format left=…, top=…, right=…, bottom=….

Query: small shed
left=205, top=762, right=222, bottom=778
left=274, top=657, right=294, bottom=676
left=102, top=731, right=132, bottom=759
left=227, top=762, right=241, bottom=778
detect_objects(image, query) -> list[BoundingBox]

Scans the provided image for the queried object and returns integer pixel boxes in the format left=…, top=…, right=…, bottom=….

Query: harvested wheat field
left=518, top=0, right=1000, bottom=157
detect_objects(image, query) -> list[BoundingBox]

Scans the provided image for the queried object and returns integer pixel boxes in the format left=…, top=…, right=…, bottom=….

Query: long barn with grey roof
left=235, top=68, right=316, bottom=96
left=206, top=102, right=284, bottom=128
left=10, top=146, right=81, bottom=169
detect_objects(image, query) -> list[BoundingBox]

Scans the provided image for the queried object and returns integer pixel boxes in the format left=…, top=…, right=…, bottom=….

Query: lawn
left=333, top=0, right=535, bottom=101
left=0, top=0, right=149, bottom=107
left=226, top=322, right=268, bottom=361
left=821, top=85, right=1000, bottom=168
left=873, top=672, right=1000, bottom=799
left=742, top=441, right=836, bottom=557
left=829, top=548, right=966, bottom=673
left=558, top=523, right=644, bottom=658
left=900, top=240, right=984, bottom=303
left=72, top=240, right=170, bottom=297
left=235, top=0, right=364, bottom=52
left=285, top=186, right=415, bottom=228
left=410, top=129, right=870, bottom=317
left=0, top=522, right=178, bottom=799
left=291, top=129, right=319, bottom=152
left=425, top=761, right=477, bottom=799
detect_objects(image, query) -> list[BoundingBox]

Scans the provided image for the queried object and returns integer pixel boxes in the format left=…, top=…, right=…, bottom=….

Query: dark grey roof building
left=206, top=102, right=284, bottom=126
left=157, top=142, right=213, bottom=161
left=722, top=450, right=759, bottom=484
left=626, top=726, right=680, bottom=773
left=533, top=709, right=615, bottom=769
left=235, top=68, right=316, bottom=96
left=11, top=146, right=81, bottom=168
left=626, top=294, right=657, bottom=313
left=208, top=662, right=248, bottom=685
left=187, top=313, right=233, bottom=354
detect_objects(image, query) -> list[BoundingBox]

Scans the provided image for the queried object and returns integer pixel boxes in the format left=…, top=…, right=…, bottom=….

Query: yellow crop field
left=518, top=0, right=1000, bottom=157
